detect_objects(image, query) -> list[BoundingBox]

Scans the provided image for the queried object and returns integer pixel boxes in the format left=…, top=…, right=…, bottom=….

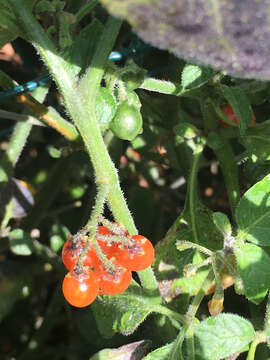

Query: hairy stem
left=9, top=2, right=158, bottom=292
left=188, top=147, right=204, bottom=245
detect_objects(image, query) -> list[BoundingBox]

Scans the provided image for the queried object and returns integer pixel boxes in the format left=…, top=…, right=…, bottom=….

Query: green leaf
left=235, top=242, right=270, bottom=304
left=241, top=120, right=270, bottom=162
left=0, top=8, right=20, bottom=47
left=121, top=60, right=147, bottom=91
left=91, top=281, right=161, bottom=336
left=212, top=212, right=231, bottom=236
left=194, top=314, right=255, bottom=360
left=181, top=64, right=213, bottom=90
left=239, top=80, right=270, bottom=105
left=96, top=87, right=117, bottom=132
left=35, top=0, right=55, bottom=12
left=90, top=340, right=151, bottom=360
left=8, top=229, right=33, bottom=255
left=154, top=205, right=223, bottom=297
left=220, top=85, right=253, bottom=134
left=236, top=173, right=270, bottom=246
left=65, top=18, right=103, bottom=76
left=0, top=28, right=16, bottom=48
left=142, top=342, right=175, bottom=360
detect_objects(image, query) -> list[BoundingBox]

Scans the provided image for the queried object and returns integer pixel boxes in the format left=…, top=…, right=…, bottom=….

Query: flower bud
left=208, top=294, right=224, bottom=317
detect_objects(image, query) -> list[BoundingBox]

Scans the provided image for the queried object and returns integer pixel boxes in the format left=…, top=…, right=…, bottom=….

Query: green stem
left=186, top=269, right=215, bottom=320
left=215, top=252, right=240, bottom=282
left=177, top=240, right=213, bottom=256
left=169, top=326, right=187, bottom=360
left=188, top=147, right=204, bottom=245
left=86, top=185, right=109, bottom=235
left=168, top=271, right=215, bottom=360
left=264, top=293, right=270, bottom=347
left=213, top=134, right=240, bottom=219
left=200, top=98, right=218, bottom=131
left=140, top=77, right=181, bottom=95
left=76, top=185, right=109, bottom=271
left=74, top=0, right=99, bottom=24
left=153, top=305, right=185, bottom=325
left=186, top=325, right=195, bottom=360
left=9, top=2, right=158, bottom=292
left=246, top=333, right=264, bottom=360
left=212, top=256, right=223, bottom=295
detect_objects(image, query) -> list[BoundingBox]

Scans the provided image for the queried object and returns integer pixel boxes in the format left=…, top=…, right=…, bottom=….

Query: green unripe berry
left=110, top=102, right=142, bottom=141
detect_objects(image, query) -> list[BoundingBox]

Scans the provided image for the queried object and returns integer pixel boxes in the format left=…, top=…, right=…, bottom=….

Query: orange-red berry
left=62, top=268, right=99, bottom=308
left=115, top=235, right=155, bottom=271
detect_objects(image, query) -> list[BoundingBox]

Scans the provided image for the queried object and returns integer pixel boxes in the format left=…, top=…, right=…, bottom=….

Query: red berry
left=115, top=235, right=155, bottom=271
left=219, top=104, right=256, bottom=128
left=62, top=268, right=99, bottom=307
left=97, top=225, right=119, bottom=257
left=97, top=225, right=111, bottom=236
left=62, top=237, right=98, bottom=271
left=96, top=260, right=132, bottom=295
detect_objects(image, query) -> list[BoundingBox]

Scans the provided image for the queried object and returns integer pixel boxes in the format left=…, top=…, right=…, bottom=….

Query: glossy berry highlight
left=62, top=268, right=99, bottom=308
left=96, top=259, right=132, bottom=295
left=115, top=235, right=155, bottom=271
left=62, top=236, right=98, bottom=271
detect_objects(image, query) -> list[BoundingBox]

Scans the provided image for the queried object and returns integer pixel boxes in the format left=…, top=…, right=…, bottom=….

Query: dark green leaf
left=96, top=88, right=117, bottom=132
left=235, top=243, right=270, bottom=304
left=91, top=281, right=161, bottom=336
left=241, top=120, right=270, bottom=162
left=239, top=81, right=270, bottom=105
left=35, top=0, right=55, bottom=12
left=0, top=28, right=17, bottom=48
left=194, top=314, right=255, bottom=360
left=212, top=212, right=231, bottom=236
left=100, top=0, right=270, bottom=80
left=0, top=8, right=21, bottom=47
left=65, top=19, right=103, bottom=76
left=121, top=60, right=147, bottom=91
left=220, top=85, right=252, bottom=134
left=236, top=173, right=270, bottom=246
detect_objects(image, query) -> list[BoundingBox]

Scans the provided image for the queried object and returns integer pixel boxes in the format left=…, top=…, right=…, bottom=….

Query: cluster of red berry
left=61, top=224, right=154, bottom=308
